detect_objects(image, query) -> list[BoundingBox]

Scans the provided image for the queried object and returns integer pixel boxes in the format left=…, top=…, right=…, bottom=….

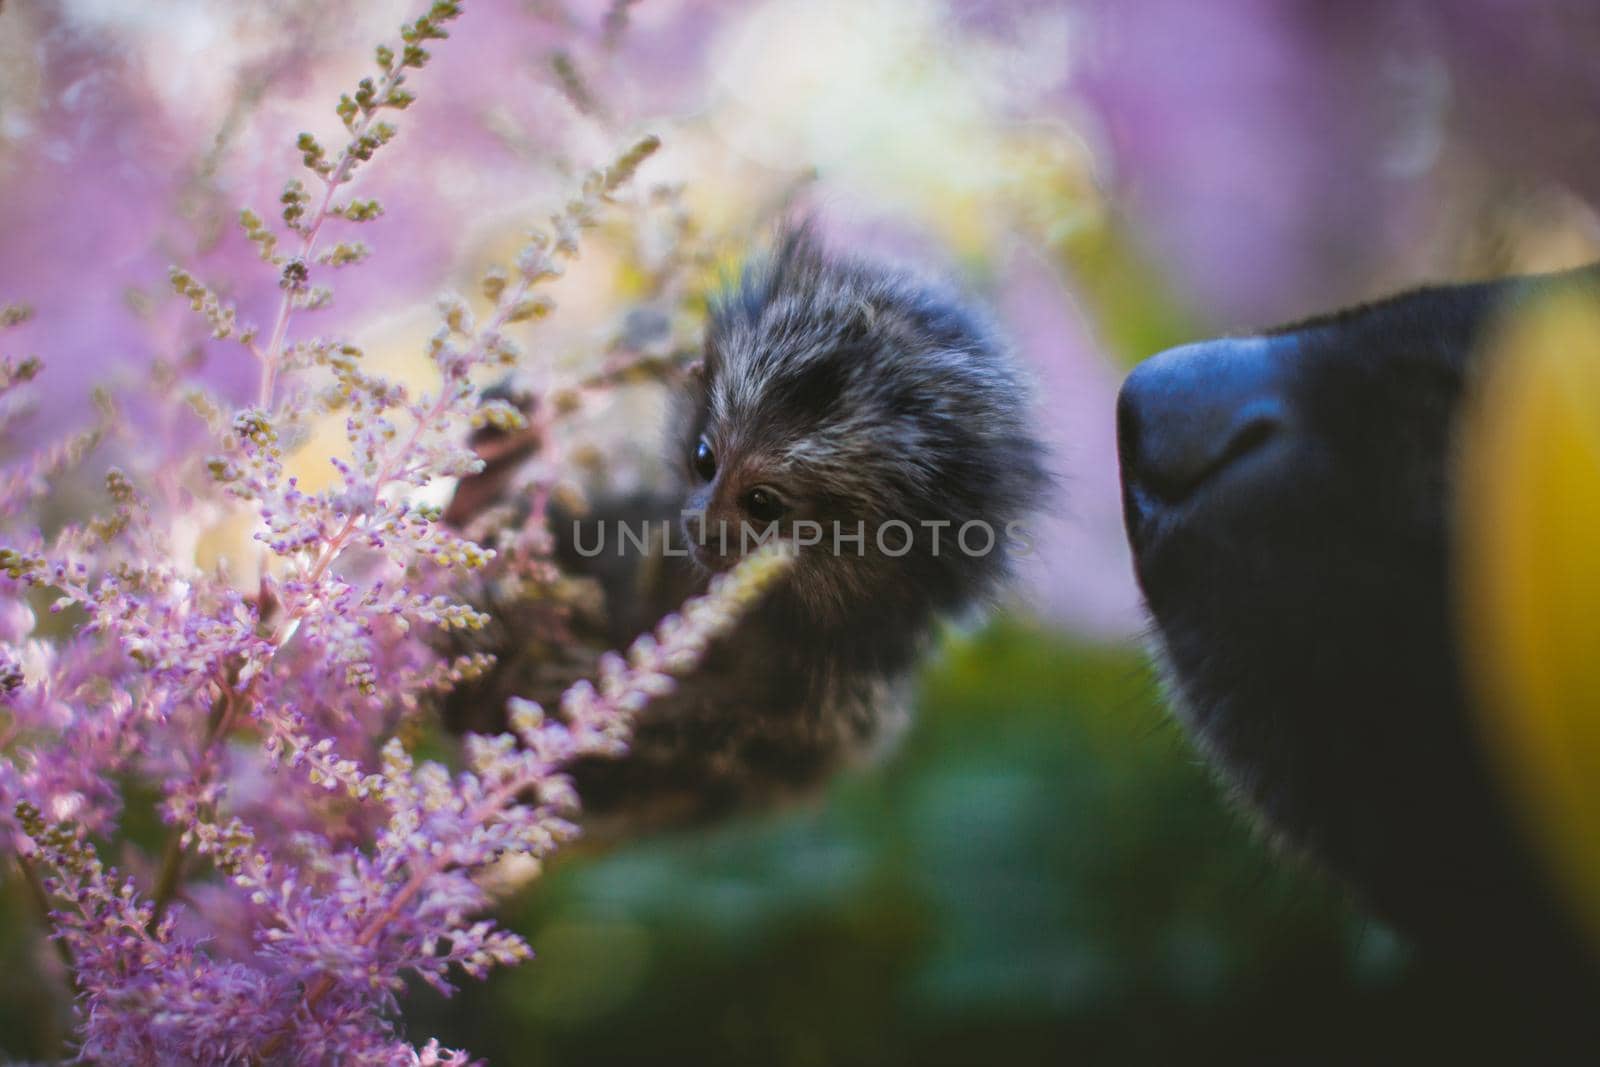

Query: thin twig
left=150, top=679, right=243, bottom=927
left=146, top=825, right=188, bottom=929
left=257, top=64, right=409, bottom=407
left=15, top=853, right=76, bottom=983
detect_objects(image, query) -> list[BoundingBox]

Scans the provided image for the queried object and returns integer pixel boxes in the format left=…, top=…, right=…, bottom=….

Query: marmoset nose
left=1117, top=336, right=1293, bottom=503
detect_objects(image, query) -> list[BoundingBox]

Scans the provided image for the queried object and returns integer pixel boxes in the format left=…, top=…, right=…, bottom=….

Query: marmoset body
left=445, top=227, right=1047, bottom=834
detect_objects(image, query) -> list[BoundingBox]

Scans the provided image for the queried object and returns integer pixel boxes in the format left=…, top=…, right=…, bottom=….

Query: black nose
left=1117, top=336, right=1293, bottom=503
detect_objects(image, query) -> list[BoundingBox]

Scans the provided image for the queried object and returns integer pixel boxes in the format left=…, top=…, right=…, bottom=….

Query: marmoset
left=444, top=226, right=1047, bottom=834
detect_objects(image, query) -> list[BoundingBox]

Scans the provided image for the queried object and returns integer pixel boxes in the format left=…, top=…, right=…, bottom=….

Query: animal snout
left=1117, top=335, right=1295, bottom=504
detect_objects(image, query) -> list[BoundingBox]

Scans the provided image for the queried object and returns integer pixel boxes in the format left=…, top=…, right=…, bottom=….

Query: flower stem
left=15, top=853, right=76, bottom=984
left=151, top=679, right=244, bottom=927
left=257, top=63, right=408, bottom=409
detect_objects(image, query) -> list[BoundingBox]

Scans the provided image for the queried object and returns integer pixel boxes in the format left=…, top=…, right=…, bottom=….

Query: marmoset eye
left=741, top=486, right=786, bottom=522
left=692, top=437, right=717, bottom=481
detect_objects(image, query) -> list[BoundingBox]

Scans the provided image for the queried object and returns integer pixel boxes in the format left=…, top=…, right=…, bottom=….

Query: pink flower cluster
left=0, top=3, right=787, bottom=1061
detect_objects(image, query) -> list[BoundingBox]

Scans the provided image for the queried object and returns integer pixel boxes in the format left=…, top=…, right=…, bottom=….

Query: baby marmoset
left=445, top=226, right=1047, bottom=834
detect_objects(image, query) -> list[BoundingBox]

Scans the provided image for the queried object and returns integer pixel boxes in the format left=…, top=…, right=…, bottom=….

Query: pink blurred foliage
left=1080, top=0, right=1432, bottom=325
left=999, top=246, right=1143, bottom=638
left=1, top=6, right=260, bottom=429
left=0, top=1, right=720, bottom=435
left=10, top=0, right=1600, bottom=423
left=1079, top=0, right=1600, bottom=329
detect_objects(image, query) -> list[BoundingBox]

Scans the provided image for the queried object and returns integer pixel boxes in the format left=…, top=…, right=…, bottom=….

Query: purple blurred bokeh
left=4, top=0, right=1599, bottom=638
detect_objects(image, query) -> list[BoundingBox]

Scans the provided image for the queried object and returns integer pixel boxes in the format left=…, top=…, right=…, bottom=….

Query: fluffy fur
left=675, top=225, right=1045, bottom=668
left=447, top=225, right=1047, bottom=833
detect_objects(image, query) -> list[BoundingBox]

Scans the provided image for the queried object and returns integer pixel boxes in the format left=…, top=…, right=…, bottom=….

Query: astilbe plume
left=0, top=3, right=789, bottom=1062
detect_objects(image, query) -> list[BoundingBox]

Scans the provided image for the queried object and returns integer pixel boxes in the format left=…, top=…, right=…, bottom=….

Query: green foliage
left=383, top=628, right=1378, bottom=1062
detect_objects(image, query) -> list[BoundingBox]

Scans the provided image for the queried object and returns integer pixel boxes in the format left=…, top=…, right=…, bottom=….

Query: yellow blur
left=1459, top=290, right=1600, bottom=945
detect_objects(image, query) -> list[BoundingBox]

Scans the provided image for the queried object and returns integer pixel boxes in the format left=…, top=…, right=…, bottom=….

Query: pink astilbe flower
left=0, top=3, right=786, bottom=1061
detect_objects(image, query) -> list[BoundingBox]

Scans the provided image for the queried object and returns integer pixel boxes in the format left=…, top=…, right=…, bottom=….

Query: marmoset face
left=674, top=226, right=1046, bottom=625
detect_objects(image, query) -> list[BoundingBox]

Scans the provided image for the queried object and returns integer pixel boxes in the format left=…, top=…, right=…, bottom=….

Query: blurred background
left=3, top=0, right=1600, bottom=1061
